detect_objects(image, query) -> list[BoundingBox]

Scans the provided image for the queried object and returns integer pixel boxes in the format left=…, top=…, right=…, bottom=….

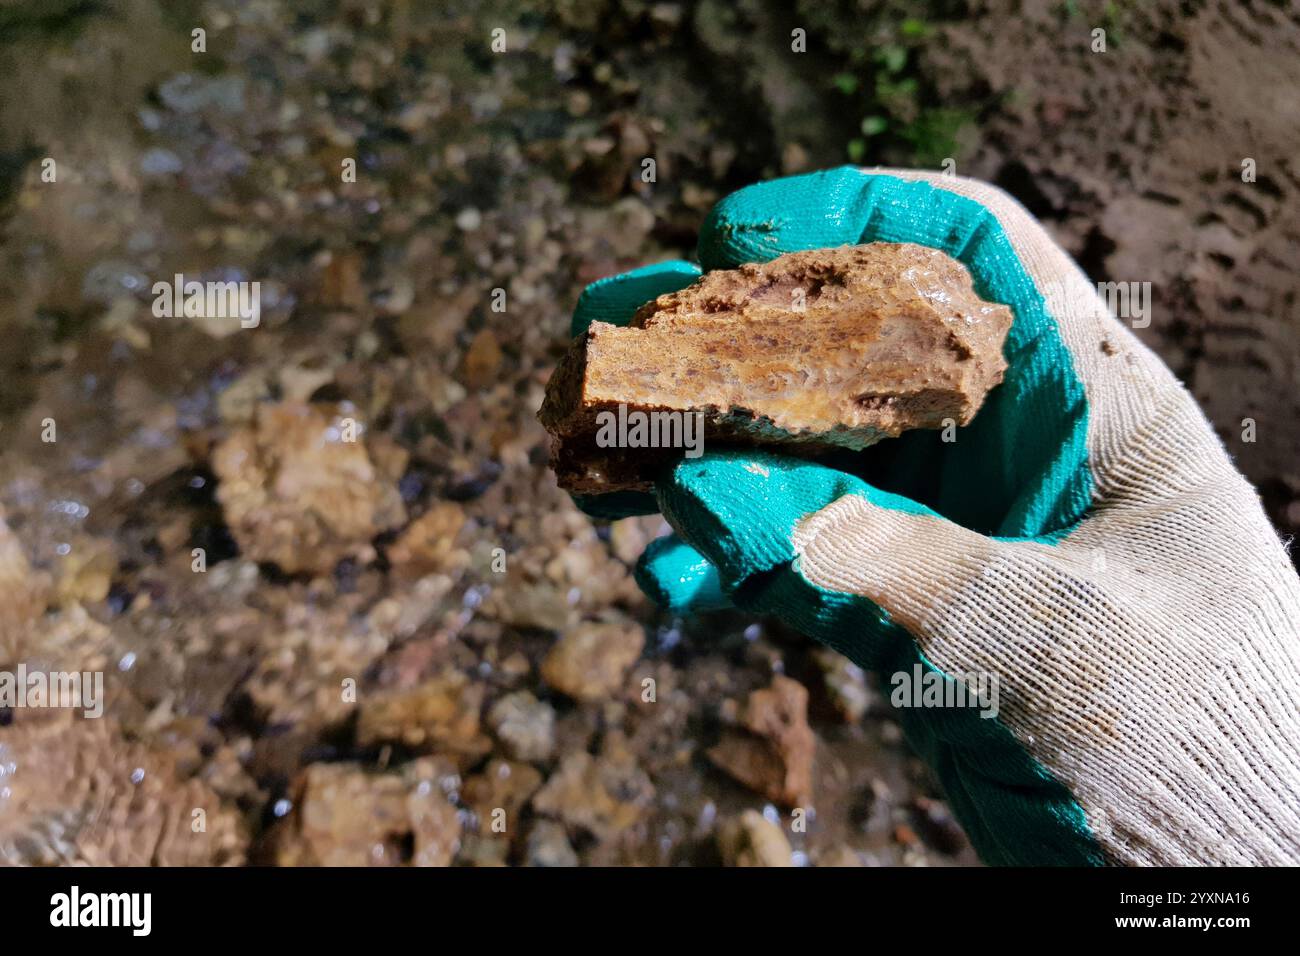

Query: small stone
left=707, top=675, right=815, bottom=807
left=484, top=579, right=574, bottom=632
left=0, top=713, right=244, bottom=866
left=456, top=833, right=510, bottom=867
left=541, top=620, right=645, bottom=702
left=812, top=647, right=871, bottom=723
left=532, top=751, right=654, bottom=840
left=211, top=402, right=405, bottom=574
left=717, top=810, right=793, bottom=867
left=608, top=515, right=660, bottom=565
left=356, top=670, right=491, bottom=762
left=275, top=759, right=461, bottom=867
left=893, top=823, right=919, bottom=847
left=0, top=509, right=47, bottom=660
left=487, top=691, right=556, bottom=762
left=53, top=537, right=117, bottom=607
left=525, top=820, right=579, bottom=867
left=386, top=502, right=469, bottom=579
left=462, top=758, right=543, bottom=828
left=460, top=328, right=502, bottom=388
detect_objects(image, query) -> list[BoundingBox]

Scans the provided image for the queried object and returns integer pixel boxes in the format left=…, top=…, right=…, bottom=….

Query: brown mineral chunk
left=462, top=758, right=544, bottom=831
left=541, top=620, right=645, bottom=702
left=0, top=713, right=245, bottom=866
left=0, top=509, right=47, bottom=662
left=539, top=242, right=1013, bottom=492
left=812, top=646, right=872, bottom=723
left=717, top=809, right=794, bottom=867
left=356, top=670, right=492, bottom=762
left=274, top=759, right=462, bottom=867
left=707, top=675, right=815, bottom=807
left=211, top=401, right=406, bottom=574
left=385, top=501, right=470, bottom=579
left=524, top=819, right=580, bottom=867
left=531, top=751, right=654, bottom=840
left=487, top=690, right=557, bottom=762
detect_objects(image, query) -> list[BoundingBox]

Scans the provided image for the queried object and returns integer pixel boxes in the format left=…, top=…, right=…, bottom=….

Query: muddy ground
left=0, top=0, right=1295, bottom=866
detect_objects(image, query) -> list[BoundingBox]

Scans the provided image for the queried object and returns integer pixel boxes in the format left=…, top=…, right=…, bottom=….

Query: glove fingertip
left=571, top=260, right=702, bottom=337
left=698, top=166, right=876, bottom=270
left=635, top=534, right=731, bottom=613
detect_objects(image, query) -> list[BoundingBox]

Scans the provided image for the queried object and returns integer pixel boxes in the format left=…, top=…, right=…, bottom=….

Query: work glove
left=567, top=167, right=1300, bottom=866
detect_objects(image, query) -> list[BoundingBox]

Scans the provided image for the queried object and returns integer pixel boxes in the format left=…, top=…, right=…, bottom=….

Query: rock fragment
left=0, top=509, right=46, bottom=662
left=812, top=647, right=872, bottom=723
left=531, top=751, right=654, bottom=840
left=385, top=501, right=470, bottom=579
left=211, top=401, right=406, bottom=574
left=463, top=758, right=543, bottom=823
left=541, top=620, right=644, bottom=702
left=487, top=690, right=556, bottom=762
left=707, top=675, right=815, bottom=807
left=274, top=759, right=461, bottom=867
left=540, top=242, right=1013, bottom=493
left=356, top=670, right=492, bottom=763
left=0, top=714, right=245, bottom=866
left=717, top=810, right=793, bottom=867
left=525, top=820, right=580, bottom=867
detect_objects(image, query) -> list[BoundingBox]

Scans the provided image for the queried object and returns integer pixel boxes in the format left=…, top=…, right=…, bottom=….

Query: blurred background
left=0, top=0, right=1295, bottom=865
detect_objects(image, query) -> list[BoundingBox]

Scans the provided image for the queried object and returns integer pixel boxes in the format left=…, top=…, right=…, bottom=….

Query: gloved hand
left=569, top=167, right=1300, bottom=866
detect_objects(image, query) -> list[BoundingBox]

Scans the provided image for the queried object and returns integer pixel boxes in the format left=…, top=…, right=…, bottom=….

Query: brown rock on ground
left=487, top=690, right=556, bottom=762
left=708, top=675, right=816, bottom=807
left=275, top=759, right=461, bottom=867
left=531, top=751, right=654, bottom=841
left=385, top=501, right=470, bottom=580
left=0, top=508, right=47, bottom=663
left=812, top=647, right=872, bottom=723
left=462, top=758, right=544, bottom=834
left=356, top=670, right=491, bottom=763
left=211, top=401, right=406, bottom=574
left=0, top=713, right=245, bottom=866
left=717, top=810, right=794, bottom=867
left=541, top=620, right=645, bottom=702
left=540, top=242, right=1013, bottom=493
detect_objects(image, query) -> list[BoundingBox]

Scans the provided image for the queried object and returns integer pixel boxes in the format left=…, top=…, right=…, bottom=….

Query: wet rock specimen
left=539, top=242, right=1013, bottom=494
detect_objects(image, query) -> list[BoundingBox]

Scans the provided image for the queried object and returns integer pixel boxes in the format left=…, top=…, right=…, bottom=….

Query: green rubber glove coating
left=571, top=260, right=702, bottom=337
left=634, top=535, right=730, bottom=614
